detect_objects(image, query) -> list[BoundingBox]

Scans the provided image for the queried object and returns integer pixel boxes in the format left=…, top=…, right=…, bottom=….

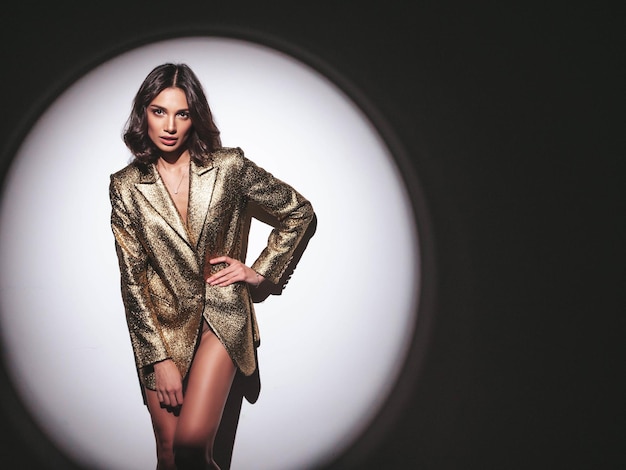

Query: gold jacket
left=109, top=147, right=314, bottom=390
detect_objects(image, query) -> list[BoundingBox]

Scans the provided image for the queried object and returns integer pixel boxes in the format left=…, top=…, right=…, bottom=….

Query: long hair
left=123, top=63, right=222, bottom=163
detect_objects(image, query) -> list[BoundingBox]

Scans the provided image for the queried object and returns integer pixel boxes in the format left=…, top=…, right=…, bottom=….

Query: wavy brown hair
left=123, top=63, right=222, bottom=163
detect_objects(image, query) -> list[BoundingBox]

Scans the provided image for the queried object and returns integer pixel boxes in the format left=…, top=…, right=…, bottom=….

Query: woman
left=109, top=63, right=314, bottom=469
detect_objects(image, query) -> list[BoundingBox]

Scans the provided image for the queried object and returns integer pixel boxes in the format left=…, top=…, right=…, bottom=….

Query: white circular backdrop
left=0, top=37, right=420, bottom=470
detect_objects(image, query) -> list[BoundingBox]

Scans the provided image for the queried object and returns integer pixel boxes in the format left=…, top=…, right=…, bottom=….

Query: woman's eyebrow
left=148, top=104, right=189, bottom=112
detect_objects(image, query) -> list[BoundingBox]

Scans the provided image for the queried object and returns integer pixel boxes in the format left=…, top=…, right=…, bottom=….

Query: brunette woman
left=110, top=63, right=314, bottom=469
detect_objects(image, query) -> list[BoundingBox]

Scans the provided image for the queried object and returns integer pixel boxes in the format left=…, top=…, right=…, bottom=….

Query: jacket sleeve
left=109, top=175, right=170, bottom=370
left=236, top=148, right=315, bottom=284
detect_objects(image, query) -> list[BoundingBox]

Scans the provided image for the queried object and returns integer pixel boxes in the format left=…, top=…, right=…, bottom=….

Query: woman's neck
left=158, top=150, right=190, bottom=170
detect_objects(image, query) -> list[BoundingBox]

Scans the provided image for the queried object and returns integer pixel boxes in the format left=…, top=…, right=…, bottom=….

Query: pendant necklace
left=158, top=160, right=187, bottom=195
left=173, top=171, right=187, bottom=194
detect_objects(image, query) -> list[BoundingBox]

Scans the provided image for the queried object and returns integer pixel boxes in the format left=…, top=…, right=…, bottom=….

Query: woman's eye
left=152, top=108, right=164, bottom=115
left=178, top=111, right=190, bottom=119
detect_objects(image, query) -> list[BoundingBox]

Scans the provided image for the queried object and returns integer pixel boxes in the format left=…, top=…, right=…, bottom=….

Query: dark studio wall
left=0, top=2, right=622, bottom=469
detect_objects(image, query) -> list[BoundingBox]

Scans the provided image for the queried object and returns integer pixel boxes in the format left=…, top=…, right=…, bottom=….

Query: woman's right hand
left=153, top=359, right=183, bottom=407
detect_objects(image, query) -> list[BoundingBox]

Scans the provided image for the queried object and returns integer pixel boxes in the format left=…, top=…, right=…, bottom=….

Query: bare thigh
left=174, top=322, right=237, bottom=449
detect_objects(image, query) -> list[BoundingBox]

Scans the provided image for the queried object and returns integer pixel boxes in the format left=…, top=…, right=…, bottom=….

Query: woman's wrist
left=253, top=271, right=265, bottom=287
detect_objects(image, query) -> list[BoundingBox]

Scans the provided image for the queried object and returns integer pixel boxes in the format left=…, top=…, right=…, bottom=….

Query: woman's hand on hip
left=206, top=256, right=265, bottom=287
left=153, top=359, right=183, bottom=407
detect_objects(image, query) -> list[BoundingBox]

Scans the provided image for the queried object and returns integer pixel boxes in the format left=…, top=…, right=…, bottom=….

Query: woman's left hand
left=206, top=256, right=265, bottom=287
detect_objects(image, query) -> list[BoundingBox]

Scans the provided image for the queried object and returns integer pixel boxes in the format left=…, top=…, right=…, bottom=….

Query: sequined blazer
left=109, top=147, right=314, bottom=390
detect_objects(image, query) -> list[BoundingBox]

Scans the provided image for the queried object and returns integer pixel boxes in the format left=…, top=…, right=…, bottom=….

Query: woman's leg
left=145, top=387, right=179, bottom=470
left=174, top=323, right=236, bottom=469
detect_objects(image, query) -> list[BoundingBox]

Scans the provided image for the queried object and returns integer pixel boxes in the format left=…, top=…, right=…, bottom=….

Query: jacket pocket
left=147, top=274, right=180, bottom=326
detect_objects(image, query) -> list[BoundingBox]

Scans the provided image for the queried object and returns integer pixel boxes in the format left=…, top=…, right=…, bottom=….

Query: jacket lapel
left=135, top=163, right=191, bottom=246
left=188, top=158, right=217, bottom=248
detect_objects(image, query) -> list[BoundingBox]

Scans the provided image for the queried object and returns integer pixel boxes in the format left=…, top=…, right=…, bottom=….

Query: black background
left=0, top=2, right=623, bottom=469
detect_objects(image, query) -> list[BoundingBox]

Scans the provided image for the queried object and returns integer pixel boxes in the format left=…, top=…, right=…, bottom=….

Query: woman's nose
left=164, top=117, right=176, bottom=133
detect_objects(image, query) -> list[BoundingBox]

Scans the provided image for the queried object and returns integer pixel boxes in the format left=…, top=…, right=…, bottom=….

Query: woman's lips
left=160, top=136, right=177, bottom=145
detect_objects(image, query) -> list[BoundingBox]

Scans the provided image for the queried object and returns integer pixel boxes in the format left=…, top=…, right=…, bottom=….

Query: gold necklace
left=173, top=171, right=187, bottom=194
left=158, top=161, right=187, bottom=195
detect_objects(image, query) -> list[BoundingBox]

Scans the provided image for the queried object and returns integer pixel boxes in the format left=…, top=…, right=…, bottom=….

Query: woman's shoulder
left=206, top=146, right=248, bottom=170
left=110, top=160, right=150, bottom=184
left=209, top=146, right=245, bottom=162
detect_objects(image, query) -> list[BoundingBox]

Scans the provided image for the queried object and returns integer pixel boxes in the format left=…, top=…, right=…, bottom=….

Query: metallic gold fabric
left=109, top=147, right=314, bottom=390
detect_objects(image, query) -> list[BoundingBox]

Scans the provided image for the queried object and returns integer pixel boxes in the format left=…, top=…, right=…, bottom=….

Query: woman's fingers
left=158, top=385, right=183, bottom=407
left=208, top=268, right=242, bottom=286
left=166, top=389, right=182, bottom=408
left=158, top=388, right=170, bottom=407
left=153, top=359, right=183, bottom=407
left=206, top=257, right=252, bottom=286
left=208, top=255, right=232, bottom=266
left=174, top=388, right=184, bottom=406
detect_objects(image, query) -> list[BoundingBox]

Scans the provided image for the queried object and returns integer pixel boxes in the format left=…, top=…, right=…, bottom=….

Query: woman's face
left=146, top=87, right=193, bottom=157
